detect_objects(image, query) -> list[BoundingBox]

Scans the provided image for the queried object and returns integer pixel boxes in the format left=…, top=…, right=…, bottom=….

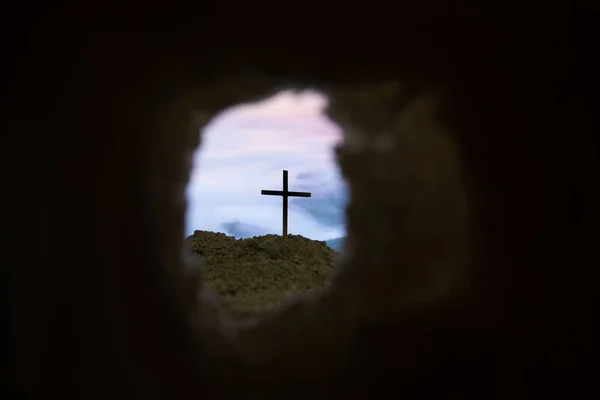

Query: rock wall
left=6, top=2, right=599, bottom=398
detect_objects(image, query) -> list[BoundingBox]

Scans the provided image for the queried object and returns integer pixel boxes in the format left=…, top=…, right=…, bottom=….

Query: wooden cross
left=261, top=170, right=311, bottom=237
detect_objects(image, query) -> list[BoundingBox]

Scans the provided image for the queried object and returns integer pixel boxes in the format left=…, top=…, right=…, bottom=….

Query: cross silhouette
left=261, top=170, right=311, bottom=237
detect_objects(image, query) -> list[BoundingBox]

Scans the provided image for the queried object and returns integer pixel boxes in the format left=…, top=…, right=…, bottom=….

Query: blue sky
left=184, top=90, right=348, bottom=241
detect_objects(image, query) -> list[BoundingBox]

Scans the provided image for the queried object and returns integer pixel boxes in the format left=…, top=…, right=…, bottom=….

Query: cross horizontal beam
left=260, top=190, right=311, bottom=198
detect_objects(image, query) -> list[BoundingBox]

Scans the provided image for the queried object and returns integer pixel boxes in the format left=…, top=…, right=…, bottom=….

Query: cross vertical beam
left=261, top=170, right=312, bottom=237
left=283, top=169, right=288, bottom=238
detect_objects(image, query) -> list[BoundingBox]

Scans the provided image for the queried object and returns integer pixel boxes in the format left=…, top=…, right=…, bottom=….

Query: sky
left=184, top=90, right=348, bottom=242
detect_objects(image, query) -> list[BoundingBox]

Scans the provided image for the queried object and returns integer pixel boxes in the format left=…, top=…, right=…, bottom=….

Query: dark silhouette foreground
left=5, top=2, right=599, bottom=398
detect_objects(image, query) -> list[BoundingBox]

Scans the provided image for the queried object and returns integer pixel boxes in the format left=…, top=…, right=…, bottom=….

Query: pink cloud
left=226, top=90, right=328, bottom=119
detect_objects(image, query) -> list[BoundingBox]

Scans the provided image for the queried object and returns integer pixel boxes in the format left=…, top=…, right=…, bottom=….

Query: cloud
left=185, top=90, right=348, bottom=241
left=225, top=90, right=328, bottom=119
left=220, top=220, right=270, bottom=239
left=289, top=168, right=349, bottom=228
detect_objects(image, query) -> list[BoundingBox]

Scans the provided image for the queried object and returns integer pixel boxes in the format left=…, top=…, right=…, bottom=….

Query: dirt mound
left=186, top=230, right=339, bottom=316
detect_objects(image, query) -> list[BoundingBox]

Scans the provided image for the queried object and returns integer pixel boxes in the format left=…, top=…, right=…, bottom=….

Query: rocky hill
left=186, top=230, right=340, bottom=316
